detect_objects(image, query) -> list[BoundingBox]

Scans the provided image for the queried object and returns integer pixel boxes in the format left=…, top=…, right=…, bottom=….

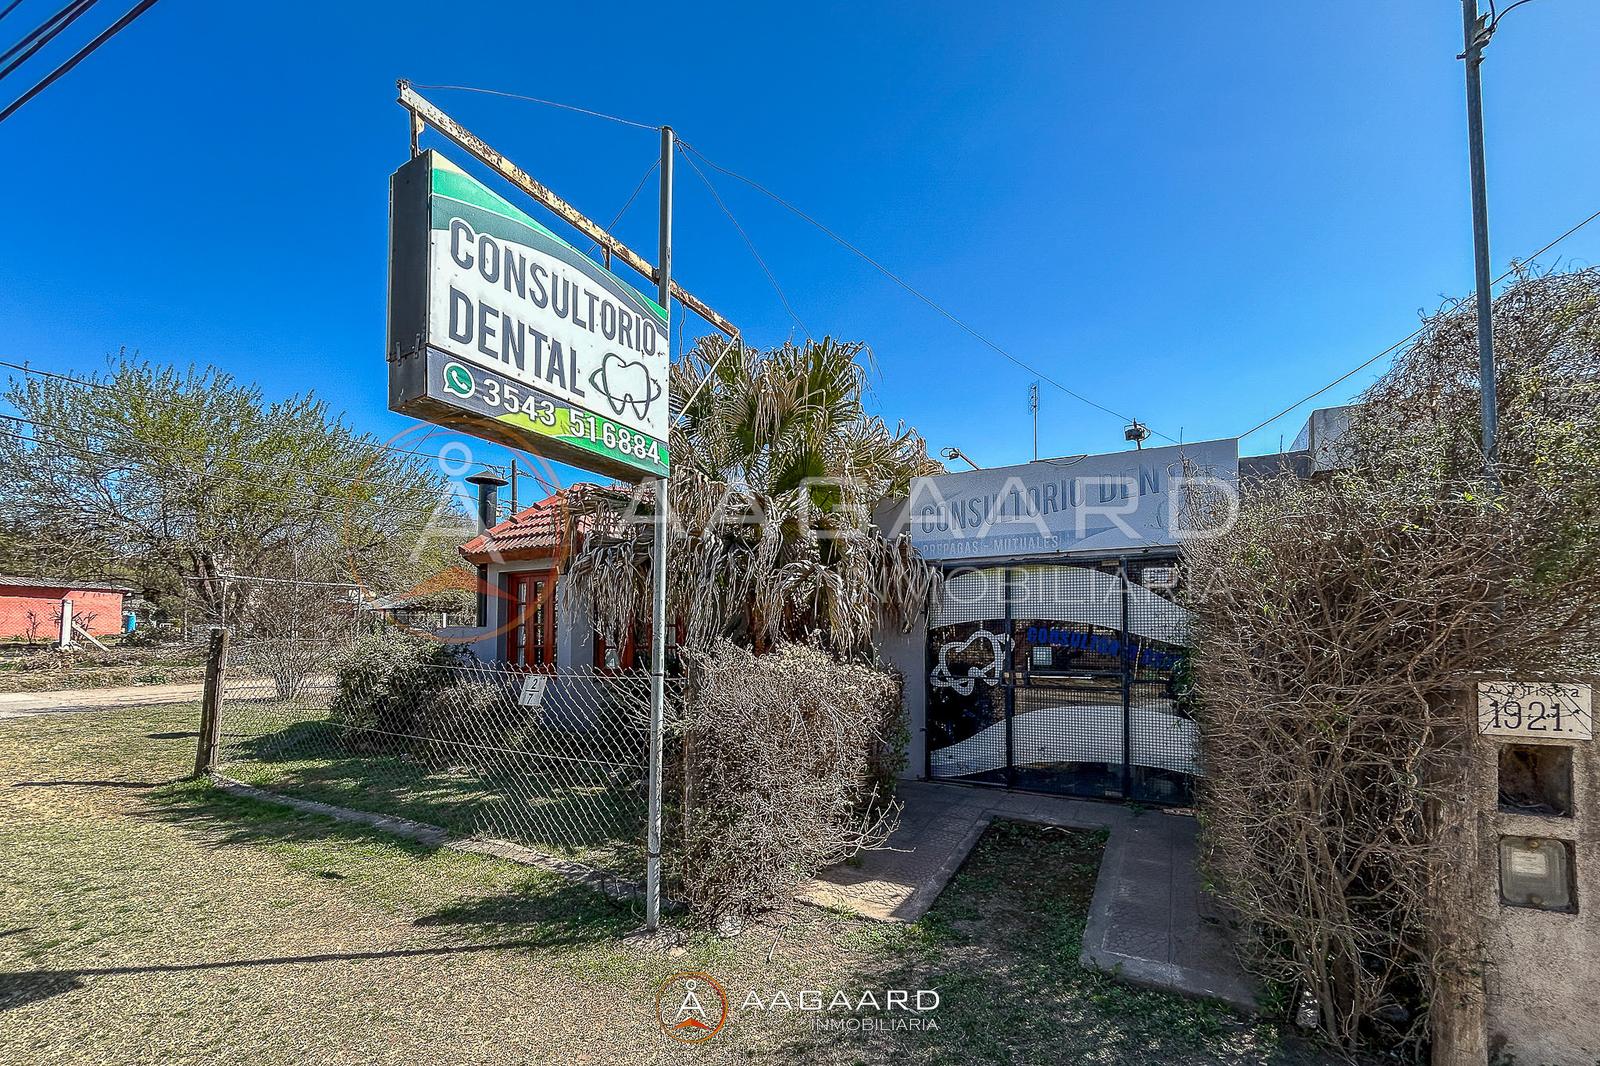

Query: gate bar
left=1118, top=558, right=1133, bottom=801
left=1003, top=568, right=1016, bottom=788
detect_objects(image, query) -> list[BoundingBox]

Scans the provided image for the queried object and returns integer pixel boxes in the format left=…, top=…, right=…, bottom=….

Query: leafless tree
left=1184, top=268, right=1600, bottom=1052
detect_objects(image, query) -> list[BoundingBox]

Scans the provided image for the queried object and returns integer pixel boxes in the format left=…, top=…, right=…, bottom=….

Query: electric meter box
left=1498, top=835, right=1576, bottom=912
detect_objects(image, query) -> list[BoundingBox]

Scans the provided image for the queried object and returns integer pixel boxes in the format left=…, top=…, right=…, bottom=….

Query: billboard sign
left=387, top=150, right=669, bottom=481
left=905, top=437, right=1239, bottom=562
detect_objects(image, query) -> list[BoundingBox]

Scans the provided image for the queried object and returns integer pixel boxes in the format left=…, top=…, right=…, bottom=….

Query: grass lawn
left=0, top=702, right=1348, bottom=1065
left=214, top=699, right=647, bottom=871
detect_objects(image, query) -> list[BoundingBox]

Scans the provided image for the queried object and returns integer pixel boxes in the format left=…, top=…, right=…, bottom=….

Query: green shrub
left=329, top=635, right=468, bottom=748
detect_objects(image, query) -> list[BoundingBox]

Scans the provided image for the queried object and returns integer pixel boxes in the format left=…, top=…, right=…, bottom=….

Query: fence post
left=193, top=626, right=230, bottom=777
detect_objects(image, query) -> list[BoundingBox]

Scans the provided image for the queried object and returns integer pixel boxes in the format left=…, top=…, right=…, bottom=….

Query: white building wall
left=876, top=620, right=928, bottom=781
left=446, top=560, right=594, bottom=669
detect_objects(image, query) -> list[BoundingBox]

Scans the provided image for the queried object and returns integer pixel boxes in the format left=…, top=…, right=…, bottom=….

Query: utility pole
left=1029, top=382, right=1039, bottom=461
left=644, top=125, right=674, bottom=933
left=1461, top=0, right=1498, bottom=486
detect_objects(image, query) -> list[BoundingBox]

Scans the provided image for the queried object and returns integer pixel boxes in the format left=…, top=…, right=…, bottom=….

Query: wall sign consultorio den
left=907, top=438, right=1239, bottom=561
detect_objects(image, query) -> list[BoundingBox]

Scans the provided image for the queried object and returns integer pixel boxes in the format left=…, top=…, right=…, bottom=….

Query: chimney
left=463, top=469, right=508, bottom=628
left=465, top=469, right=509, bottom=533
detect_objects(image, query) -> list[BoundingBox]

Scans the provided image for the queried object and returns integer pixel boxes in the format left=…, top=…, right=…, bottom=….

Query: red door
left=505, top=572, right=556, bottom=670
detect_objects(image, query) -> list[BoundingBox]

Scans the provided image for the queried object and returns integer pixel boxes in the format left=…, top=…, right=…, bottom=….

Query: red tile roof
left=458, top=484, right=624, bottom=564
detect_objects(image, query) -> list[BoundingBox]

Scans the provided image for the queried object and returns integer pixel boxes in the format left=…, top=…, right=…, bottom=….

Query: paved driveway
left=0, top=683, right=204, bottom=719
left=803, top=779, right=1259, bottom=1010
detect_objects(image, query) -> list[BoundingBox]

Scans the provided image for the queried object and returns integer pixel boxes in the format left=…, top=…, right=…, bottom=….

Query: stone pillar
left=1471, top=682, right=1598, bottom=1066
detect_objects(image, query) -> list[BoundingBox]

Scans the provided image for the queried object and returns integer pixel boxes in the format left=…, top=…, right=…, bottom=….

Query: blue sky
left=2, top=0, right=1597, bottom=477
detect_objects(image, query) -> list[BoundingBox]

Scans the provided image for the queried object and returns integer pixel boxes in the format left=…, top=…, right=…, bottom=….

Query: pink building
left=0, top=576, right=130, bottom=641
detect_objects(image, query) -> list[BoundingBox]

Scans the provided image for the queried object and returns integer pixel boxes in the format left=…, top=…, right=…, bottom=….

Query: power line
left=0, top=0, right=161, bottom=125
left=0, top=357, right=505, bottom=471
left=0, top=411, right=445, bottom=493
left=676, top=139, right=1172, bottom=444
left=1488, top=0, right=1541, bottom=34
left=1, top=413, right=488, bottom=524
left=0, top=0, right=98, bottom=81
left=0, top=357, right=95, bottom=386
left=406, top=82, right=659, bottom=133
left=0, top=0, right=81, bottom=65
left=391, top=83, right=1165, bottom=444
left=0, top=424, right=479, bottom=522
left=587, top=157, right=657, bottom=263
left=1237, top=204, right=1600, bottom=442
left=0, top=1, right=27, bottom=25
left=678, top=144, right=810, bottom=338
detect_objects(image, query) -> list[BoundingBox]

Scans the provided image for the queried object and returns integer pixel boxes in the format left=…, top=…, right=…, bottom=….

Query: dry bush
left=1185, top=268, right=1600, bottom=1052
left=670, top=640, right=903, bottom=921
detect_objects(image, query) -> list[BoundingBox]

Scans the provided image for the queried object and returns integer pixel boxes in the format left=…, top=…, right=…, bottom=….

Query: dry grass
left=1, top=704, right=1350, bottom=1065
left=0, top=644, right=207, bottom=693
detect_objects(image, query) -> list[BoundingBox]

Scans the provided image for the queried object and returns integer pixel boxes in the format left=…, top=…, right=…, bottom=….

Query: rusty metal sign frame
left=397, top=80, right=738, bottom=341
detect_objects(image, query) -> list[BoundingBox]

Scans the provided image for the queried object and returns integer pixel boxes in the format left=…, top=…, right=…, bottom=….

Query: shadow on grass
left=139, top=776, right=424, bottom=850
left=413, top=879, right=639, bottom=941
left=133, top=778, right=638, bottom=937
left=0, top=932, right=627, bottom=1013
left=13, top=779, right=176, bottom=790
left=214, top=719, right=645, bottom=860
left=0, top=972, right=84, bottom=1011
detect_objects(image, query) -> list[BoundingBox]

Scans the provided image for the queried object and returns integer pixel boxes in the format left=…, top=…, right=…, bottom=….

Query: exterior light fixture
left=940, top=446, right=980, bottom=471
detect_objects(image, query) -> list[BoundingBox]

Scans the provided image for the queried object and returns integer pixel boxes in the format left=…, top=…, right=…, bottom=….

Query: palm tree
left=565, top=335, right=943, bottom=656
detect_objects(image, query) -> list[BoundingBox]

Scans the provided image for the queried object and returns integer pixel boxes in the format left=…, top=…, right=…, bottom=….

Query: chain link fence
left=212, top=637, right=672, bottom=885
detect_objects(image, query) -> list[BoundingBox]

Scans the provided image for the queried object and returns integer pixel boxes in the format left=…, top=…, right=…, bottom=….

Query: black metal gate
left=924, top=558, right=1197, bottom=806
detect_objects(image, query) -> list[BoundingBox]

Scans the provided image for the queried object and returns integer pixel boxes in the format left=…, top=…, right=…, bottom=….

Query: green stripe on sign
left=490, top=407, right=669, bottom=479
left=430, top=156, right=668, bottom=324
left=432, top=166, right=562, bottom=245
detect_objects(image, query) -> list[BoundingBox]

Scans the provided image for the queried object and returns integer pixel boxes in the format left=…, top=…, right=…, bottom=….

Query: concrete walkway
left=0, top=682, right=204, bottom=719
left=802, top=780, right=1258, bottom=1011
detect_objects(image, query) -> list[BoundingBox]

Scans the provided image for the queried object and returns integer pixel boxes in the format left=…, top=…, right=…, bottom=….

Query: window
left=594, top=626, right=642, bottom=672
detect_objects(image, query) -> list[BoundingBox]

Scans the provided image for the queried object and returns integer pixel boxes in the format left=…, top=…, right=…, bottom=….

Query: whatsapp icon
left=443, top=362, right=474, bottom=399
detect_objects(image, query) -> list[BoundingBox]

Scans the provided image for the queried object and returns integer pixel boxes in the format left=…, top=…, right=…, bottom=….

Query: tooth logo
left=929, top=630, right=1006, bottom=695
left=588, top=352, right=662, bottom=421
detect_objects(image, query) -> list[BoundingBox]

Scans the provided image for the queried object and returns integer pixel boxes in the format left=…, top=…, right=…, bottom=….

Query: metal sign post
left=387, top=87, right=740, bottom=932
left=645, top=126, right=674, bottom=931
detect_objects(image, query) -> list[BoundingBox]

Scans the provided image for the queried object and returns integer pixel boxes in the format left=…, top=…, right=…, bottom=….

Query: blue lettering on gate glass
left=1023, top=625, right=1180, bottom=670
